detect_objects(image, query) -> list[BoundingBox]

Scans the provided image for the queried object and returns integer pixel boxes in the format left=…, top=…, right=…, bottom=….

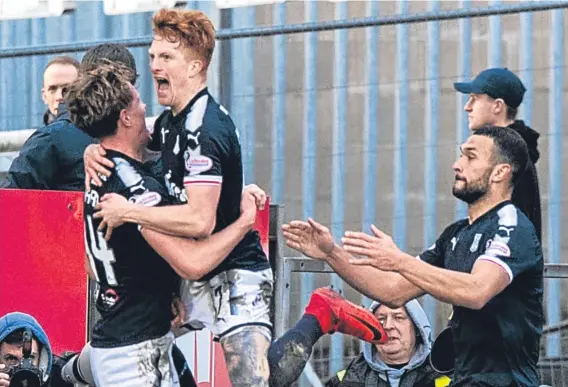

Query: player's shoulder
left=489, top=202, right=535, bottom=234
left=201, top=95, right=237, bottom=135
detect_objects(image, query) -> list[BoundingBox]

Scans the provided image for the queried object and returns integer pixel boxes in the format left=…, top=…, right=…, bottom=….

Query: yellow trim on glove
left=435, top=375, right=452, bottom=387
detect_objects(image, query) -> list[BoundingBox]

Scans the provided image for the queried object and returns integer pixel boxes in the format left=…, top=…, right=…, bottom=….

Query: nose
left=452, top=159, right=462, bottom=173
left=150, top=59, right=161, bottom=74
left=382, top=315, right=395, bottom=330
left=55, top=87, right=64, bottom=101
left=464, top=98, right=472, bottom=112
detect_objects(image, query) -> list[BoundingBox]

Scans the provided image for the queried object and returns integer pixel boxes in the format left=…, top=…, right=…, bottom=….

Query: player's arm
left=339, top=224, right=459, bottom=308
left=2, top=130, right=56, bottom=189
left=326, top=245, right=425, bottom=308
left=96, top=127, right=229, bottom=239
left=282, top=219, right=425, bottom=308
left=123, top=184, right=220, bottom=239
left=395, top=222, right=537, bottom=310
left=395, top=255, right=509, bottom=310
left=140, top=192, right=257, bottom=280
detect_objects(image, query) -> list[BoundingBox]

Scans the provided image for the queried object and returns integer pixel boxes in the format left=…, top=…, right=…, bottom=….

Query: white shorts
left=90, top=332, right=179, bottom=387
left=180, top=268, right=273, bottom=339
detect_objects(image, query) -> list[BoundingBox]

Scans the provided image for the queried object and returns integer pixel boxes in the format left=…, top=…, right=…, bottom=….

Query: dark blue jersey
left=420, top=201, right=543, bottom=387
left=84, top=150, right=179, bottom=348
left=149, top=88, right=270, bottom=280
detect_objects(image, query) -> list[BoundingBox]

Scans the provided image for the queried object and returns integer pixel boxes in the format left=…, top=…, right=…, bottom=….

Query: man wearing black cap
left=454, top=67, right=542, bottom=242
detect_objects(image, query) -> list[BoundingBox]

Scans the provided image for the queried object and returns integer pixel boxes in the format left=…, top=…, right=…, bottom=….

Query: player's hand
left=239, top=191, right=258, bottom=229
left=243, top=184, right=266, bottom=210
left=281, top=218, right=334, bottom=261
left=0, top=364, right=11, bottom=387
left=171, top=297, right=186, bottom=329
left=84, top=144, right=114, bottom=190
left=94, top=193, right=133, bottom=240
left=342, top=224, right=404, bottom=272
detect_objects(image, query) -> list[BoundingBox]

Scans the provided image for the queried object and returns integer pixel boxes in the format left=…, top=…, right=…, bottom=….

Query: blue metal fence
left=1, top=0, right=568, bottom=380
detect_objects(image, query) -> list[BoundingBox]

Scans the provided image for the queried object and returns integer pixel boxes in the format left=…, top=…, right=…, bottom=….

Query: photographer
left=0, top=312, right=63, bottom=387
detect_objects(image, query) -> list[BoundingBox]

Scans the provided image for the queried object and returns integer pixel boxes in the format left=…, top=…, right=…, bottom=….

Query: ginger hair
left=152, top=8, right=216, bottom=71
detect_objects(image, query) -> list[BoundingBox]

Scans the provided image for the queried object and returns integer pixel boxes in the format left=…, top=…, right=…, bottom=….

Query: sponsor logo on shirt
left=130, top=191, right=162, bottom=207
left=485, top=239, right=511, bottom=257
left=185, top=155, right=213, bottom=175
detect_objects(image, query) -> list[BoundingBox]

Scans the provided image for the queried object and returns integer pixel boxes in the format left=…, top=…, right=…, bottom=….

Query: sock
left=267, top=315, right=324, bottom=387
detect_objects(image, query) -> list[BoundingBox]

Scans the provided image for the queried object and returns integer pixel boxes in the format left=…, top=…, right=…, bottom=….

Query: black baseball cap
left=454, top=68, right=526, bottom=109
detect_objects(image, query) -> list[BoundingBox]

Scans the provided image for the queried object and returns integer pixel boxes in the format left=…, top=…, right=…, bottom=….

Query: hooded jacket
left=0, top=312, right=53, bottom=385
left=507, top=120, right=542, bottom=243
left=325, top=300, right=450, bottom=387
left=0, top=103, right=96, bottom=191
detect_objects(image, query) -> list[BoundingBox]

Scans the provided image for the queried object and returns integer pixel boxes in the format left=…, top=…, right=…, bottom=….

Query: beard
left=452, top=170, right=492, bottom=204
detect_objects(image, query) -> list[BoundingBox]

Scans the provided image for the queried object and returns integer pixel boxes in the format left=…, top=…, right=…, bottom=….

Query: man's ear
left=119, top=109, right=130, bottom=127
left=186, top=59, right=204, bottom=78
left=491, top=163, right=512, bottom=184
left=41, top=88, right=48, bottom=105
left=492, top=99, right=506, bottom=116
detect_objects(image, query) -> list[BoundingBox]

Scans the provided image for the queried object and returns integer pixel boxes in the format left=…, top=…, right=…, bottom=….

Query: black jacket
left=508, top=120, right=542, bottom=242
left=324, top=354, right=450, bottom=387
left=0, top=103, right=96, bottom=191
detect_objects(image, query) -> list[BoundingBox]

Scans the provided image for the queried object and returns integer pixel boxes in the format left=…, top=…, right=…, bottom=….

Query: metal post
left=519, top=12, right=533, bottom=126
left=394, top=0, right=409, bottom=249
left=361, top=0, right=379, bottom=308
left=455, top=0, right=471, bottom=221
left=271, top=204, right=289, bottom=339
left=546, top=7, right=563, bottom=358
left=330, top=0, right=348, bottom=374
left=423, top=0, right=440, bottom=335
left=301, top=0, right=318, bottom=311
left=271, top=2, right=286, bottom=205
left=488, top=0, right=501, bottom=68
left=230, top=5, right=256, bottom=184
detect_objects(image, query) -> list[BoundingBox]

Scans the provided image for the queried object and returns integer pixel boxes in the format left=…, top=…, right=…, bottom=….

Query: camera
left=5, top=329, right=43, bottom=387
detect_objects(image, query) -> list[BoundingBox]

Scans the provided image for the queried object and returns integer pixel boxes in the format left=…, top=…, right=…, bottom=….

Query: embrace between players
left=4, top=7, right=544, bottom=387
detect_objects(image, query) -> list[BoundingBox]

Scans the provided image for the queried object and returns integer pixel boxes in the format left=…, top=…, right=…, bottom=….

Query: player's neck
left=100, top=137, right=144, bottom=163
left=492, top=117, right=515, bottom=128
left=467, top=192, right=511, bottom=224
left=171, top=79, right=207, bottom=116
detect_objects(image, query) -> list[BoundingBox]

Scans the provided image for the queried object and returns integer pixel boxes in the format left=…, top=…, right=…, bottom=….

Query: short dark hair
left=44, top=55, right=80, bottom=72
left=2, top=328, right=38, bottom=347
left=80, top=43, right=137, bottom=85
left=506, top=105, right=518, bottom=121
left=474, top=126, right=529, bottom=186
left=66, top=61, right=134, bottom=139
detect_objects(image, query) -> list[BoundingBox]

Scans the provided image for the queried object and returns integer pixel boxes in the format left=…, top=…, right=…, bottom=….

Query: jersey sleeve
left=418, top=239, right=445, bottom=268
left=182, top=125, right=228, bottom=187
left=418, top=223, right=460, bottom=268
left=3, top=130, right=57, bottom=189
left=476, top=215, right=540, bottom=283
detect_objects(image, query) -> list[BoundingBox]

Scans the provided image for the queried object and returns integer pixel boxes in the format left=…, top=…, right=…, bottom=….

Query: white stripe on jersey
left=477, top=255, right=514, bottom=283
left=184, top=175, right=223, bottom=186
left=185, top=94, right=209, bottom=134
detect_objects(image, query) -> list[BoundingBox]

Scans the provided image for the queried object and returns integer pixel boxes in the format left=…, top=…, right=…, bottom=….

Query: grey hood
left=362, top=300, right=432, bottom=387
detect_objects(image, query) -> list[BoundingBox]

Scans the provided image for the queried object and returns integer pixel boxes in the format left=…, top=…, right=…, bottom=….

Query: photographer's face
left=0, top=340, right=39, bottom=368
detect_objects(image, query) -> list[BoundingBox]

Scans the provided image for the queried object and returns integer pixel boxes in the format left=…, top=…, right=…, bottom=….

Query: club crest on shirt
left=469, top=233, right=482, bottom=253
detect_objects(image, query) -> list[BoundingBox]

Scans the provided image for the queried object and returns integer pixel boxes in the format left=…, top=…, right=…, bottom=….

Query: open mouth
left=155, top=77, right=170, bottom=93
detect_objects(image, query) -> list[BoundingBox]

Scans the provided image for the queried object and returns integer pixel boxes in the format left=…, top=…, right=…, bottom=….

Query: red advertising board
left=0, top=189, right=87, bottom=355
left=0, top=189, right=270, bottom=386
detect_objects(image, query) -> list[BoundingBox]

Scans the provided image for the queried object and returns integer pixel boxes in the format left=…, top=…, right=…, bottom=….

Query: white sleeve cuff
left=477, top=255, right=513, bottom=283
